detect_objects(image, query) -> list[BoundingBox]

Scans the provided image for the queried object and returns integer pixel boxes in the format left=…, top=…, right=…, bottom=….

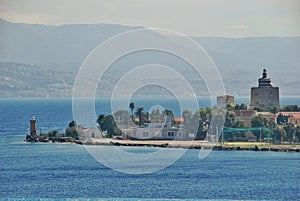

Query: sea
left=0, top=97, right=299, bottom=200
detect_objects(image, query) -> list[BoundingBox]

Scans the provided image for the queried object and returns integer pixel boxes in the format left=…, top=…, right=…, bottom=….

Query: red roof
left=291, top=114, right=300, bottom=119
left=234, top=110, right=256, bottom=117
left=174, top=117, right=184, bottom=123
left=277, top=112, right=300, bottom=116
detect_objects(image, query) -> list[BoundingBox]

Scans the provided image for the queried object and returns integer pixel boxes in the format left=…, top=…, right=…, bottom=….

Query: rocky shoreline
left=25, top=134, right=84, bottom=144
left=26, top=135, right=300, bottom=152
left=100, top=141, right=300, bottom=152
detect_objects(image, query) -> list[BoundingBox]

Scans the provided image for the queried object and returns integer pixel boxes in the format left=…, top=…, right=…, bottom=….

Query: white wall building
left=80, top=127, right=102, bottom=139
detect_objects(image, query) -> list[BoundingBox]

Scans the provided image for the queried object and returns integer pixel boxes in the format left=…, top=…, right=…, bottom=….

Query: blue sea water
left=0, top=97, right=299, bottom=200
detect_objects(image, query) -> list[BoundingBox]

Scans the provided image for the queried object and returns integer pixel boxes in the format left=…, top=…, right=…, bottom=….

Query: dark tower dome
left=258, top=68, right=272, bottom=87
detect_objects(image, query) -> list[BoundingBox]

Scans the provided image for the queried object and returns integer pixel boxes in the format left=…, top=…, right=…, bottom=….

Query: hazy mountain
left=0, top=19, right=299, bottom=97
left=0, top=62, right=75, bottom=97
left=0, top=18, right=142, bottom=72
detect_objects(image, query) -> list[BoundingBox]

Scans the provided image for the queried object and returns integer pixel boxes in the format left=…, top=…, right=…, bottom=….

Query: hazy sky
left=0, top=0, right=299, bottom=37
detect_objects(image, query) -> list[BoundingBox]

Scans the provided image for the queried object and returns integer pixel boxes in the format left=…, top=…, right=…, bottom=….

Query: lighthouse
left=30, top=117, right=37, bottom=135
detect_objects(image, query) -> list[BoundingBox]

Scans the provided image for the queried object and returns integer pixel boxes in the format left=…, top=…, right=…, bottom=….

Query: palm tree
left=164, top=109, right=174, bottom=127
left=135, top=107, right=144, bottom=127
left=129, top=102, right=135, bottom=120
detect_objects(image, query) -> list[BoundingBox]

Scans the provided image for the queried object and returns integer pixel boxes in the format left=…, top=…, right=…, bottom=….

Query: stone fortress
left=250, top=69, right=279, bottom=109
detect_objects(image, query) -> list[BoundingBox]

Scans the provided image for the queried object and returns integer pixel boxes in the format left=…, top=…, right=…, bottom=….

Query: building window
left=143, top=132, right=149, bottom=137
left=167, top=131, right=175, bottom=137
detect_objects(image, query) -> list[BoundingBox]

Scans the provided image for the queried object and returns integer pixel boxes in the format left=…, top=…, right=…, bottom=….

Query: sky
left=0, top=0, right=299, bottom=37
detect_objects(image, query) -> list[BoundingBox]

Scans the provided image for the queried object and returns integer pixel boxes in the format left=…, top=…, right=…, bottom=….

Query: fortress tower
left=250, top=69, right=279, bottom=109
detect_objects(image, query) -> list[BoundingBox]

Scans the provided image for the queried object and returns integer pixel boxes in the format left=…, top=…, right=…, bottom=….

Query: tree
left=283, top=123, right=296, bottom=144
left=279, top=127, right=287, bottom=143
left=296, top=125, right=300, bottom=142
left=272, top=126, right=287, bottom=144
left=48, top=130, right=58, bottom=139
left=234, top=119, right=246, bottom=128
left=267, top=120, right=277, bottom=130
left=135, top=107, right=145, bottom=127
left=145, top=112, right=151, bottom=123
left=225, top=112, right=235, bottom=127
left=163, top=109, right=175, bottom=125
left=251, top=115, right=269, bottom=128
left=113, top=110, right=132, bottom=127
left=163, top=109, right=174, bottom=117
left=199, top=108, right=211, bottom=124
left=209, top=107, right=226, bottom=141
left=226, top=104, right=234, bottom=111
left=150, top=108, right=163, bottom=123
left=270, top=107, right=279, bottom=114
left=65, top=120, right=79, bottom=140
left=69, top=120, right=76, bottom=128
left=253, top=106, right=264, bottom=112
left=97, top=114, right=121, bottom=137
left=235, top=103, right=247, bottom=110
left=129, top=102, right=135, bottom=120
left=182, top=108, right=214, bottom=140
left=193, top=108, right=211, bottom=140
left=182, top=110, right=193, bottom=126
left=277, top=113, right=289, bottom=125
left=281, top=105, right=300, bottom=112
left=253, top=105, right=278, bottom=112
left=251, top=115, right=270, bottom=141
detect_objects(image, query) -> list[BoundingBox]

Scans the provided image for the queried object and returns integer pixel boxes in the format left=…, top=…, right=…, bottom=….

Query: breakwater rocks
left=164, top=144, right=299, bottom=152
left=25, top=136, right=300, bottom=152
left=109, top=141, right=169, bottom=148
left=209, top=145, right=300, bottom=152
left=89, top=140, right=300, bottom=152
left=25, top=134, right=83, bottom=144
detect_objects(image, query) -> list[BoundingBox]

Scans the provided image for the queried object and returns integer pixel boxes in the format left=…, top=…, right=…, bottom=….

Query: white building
left=122, top=123, right=192, bottom=140
left=80, top=127, right=102, bottom=139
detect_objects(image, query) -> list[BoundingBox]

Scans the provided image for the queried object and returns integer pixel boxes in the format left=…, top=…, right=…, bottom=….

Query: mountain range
left=0, top=18, right=299, bottom=98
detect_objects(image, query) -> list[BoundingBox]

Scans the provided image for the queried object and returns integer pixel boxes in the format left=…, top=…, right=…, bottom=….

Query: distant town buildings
left=288, top=113, right=300, bottom=125
left=278, top=112, right=300, bottom=126
left=231, top=110, right=277, bottom=128
left=217, top=95, right=235, bottom=107
left=256, top=112, right=277, bottom=123
left=233, top=110, right=257, bottom=127
left=250, top=69, right=280, bottom=108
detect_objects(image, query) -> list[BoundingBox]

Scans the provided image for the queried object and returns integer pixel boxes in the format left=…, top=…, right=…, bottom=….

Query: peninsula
left=25, top=69, right=300, bottom=152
